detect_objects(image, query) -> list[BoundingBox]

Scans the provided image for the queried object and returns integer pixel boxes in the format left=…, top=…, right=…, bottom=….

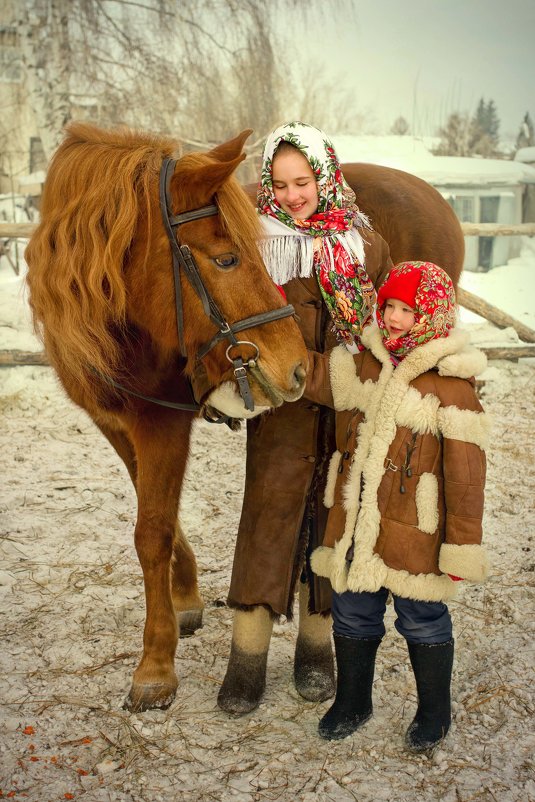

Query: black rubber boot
left=318, top=635, right=381, bottom=741
left=405, top=639, right=454, bottom=752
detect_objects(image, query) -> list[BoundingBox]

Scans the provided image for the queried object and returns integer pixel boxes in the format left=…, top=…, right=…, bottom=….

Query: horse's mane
left=26, top=122, right=178, bottom=388
left=26, top=123, right=260, bottom=395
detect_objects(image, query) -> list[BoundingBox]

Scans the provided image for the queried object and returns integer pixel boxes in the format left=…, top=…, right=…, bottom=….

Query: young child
left=305, top=260, right=490, bottom=750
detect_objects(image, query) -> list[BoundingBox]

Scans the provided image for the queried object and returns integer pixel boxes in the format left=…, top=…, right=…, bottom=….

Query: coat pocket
left=415, top=472, right=439, bottom=534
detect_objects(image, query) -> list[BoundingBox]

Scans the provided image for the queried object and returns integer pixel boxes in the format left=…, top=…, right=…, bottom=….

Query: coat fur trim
left=438, top=346, right=487, bottom=379
left=415, top=473, right=439, bottom=533
left=324, top=451, right=342, bottom=508
left=311, top=544, right=459, bottom=601
left=439, top=543, right=489, bottom=582
left=329, top=346, right=376, bottom=412
left=437, top=406, right=491, bottom=450
left=395, top=386, right=441, bottom=435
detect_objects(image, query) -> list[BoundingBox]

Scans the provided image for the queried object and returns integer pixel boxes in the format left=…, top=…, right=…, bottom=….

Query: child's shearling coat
left=305, top=325, right=490, bottom=603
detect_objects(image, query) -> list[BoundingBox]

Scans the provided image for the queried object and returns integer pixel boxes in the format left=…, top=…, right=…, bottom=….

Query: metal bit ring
left=225, top=341, right=259, bottom=368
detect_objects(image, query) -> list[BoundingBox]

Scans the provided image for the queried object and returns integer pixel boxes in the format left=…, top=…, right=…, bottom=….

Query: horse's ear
left=208, top=129, right=253, bottom=163
left=172, top=154, right=246, bottom=205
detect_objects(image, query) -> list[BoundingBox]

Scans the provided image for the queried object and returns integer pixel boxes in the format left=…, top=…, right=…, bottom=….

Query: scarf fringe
left=259, top=226, right=367, bottom=285
left=258, top=235, right=315, bottom=285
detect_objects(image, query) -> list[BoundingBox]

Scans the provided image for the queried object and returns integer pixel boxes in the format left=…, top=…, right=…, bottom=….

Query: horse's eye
left=213, top=253, right=240, bottom=269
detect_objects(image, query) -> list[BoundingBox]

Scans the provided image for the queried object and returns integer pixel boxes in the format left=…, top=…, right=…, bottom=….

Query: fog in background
left=299, top=0, right=533, bottom=140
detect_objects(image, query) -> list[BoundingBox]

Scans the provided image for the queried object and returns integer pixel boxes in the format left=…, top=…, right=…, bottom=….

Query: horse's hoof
left=178, top=608, right=203, bottom=638
left=217, top=646, right=267, bottom=716
left=123, top=682, right=177, bottom=713
left=294, top=637, right=335, bottom=702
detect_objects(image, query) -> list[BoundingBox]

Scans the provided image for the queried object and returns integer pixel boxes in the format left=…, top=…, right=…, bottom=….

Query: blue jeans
left=332, top=587, right=452, bottom=644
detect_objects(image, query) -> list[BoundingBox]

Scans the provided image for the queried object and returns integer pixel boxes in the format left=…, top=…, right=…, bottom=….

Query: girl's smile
left=272, top=149, right=319, bottom=220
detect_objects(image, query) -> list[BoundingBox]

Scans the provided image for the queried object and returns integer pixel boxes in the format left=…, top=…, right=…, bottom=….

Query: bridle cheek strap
left=159, top=156, right=295, bottom=412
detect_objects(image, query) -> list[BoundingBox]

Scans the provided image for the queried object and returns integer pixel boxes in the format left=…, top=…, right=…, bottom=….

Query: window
left=446, top=194, right=475, bottom=223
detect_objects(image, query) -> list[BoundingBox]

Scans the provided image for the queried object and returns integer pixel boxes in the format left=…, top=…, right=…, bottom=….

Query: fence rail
left=460, top=222, right=535, bottom=236
left=1, top=222, right=535, bottom=240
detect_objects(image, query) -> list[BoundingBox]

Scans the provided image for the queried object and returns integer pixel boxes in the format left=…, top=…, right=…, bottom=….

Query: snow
left=515, top=147, right=535, bottom=165
left=1, top=244, right=535, bottom=802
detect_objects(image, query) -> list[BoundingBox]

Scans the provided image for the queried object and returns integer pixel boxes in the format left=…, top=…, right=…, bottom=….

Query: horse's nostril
left=293, top=363, right=307, bottom=388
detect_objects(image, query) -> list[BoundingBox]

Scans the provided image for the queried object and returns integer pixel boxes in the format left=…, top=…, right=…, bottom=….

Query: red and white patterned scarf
left=376, top=262, right=457, bottom=361
left=257, top=122, right=376, bottom=347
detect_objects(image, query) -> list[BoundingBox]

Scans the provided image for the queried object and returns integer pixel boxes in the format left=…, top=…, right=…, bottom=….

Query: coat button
left=308, top=404, right=319, bottom=412
left=303, top=455, right=316, bottom=463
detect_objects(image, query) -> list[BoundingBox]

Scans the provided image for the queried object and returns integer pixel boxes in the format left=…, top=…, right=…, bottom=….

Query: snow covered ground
left=1, top=242, right=534, bottom=802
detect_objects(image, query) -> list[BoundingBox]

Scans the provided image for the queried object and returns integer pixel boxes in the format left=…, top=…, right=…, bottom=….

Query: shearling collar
left=359, top=325, right=486, bottom=383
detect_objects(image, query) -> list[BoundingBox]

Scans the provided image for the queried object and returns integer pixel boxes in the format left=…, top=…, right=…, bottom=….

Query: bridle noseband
left=158, top=156, right=296, bottom=412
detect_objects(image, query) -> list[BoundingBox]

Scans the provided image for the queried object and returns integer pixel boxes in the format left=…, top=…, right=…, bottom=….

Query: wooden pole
left=481, top=345, right=535, bottom=360
left=460, top=222, right=535, bottom=237
left=0, top=350, right=49, bottom=366
left=2, top=344, right=535, bottom=367
left=457, top=287, right=535, bottom=343
left=0, top=223, right=37, bottom=238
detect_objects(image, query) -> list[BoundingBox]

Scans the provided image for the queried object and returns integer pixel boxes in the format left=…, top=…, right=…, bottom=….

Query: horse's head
left=129, top=130, right=308, bottom=413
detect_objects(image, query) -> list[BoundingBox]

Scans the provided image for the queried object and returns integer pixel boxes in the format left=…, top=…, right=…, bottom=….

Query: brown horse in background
left=341, top=163, right=464, bottom=280
left=25, top=122, right=308, bottom=712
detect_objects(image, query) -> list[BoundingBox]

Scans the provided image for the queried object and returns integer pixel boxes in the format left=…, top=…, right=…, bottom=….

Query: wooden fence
left=1, top=221, right=535, bottom=364
left=1, top=222, right=535, bottom=240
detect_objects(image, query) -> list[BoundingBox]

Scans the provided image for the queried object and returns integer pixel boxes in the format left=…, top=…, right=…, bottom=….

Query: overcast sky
left=309, top=0, right=534, bottom=140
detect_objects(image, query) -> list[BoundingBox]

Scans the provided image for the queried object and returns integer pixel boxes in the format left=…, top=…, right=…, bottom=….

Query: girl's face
left=383, top=298, right=416, bottom=339
left=272, top=148, right=319, bottom=220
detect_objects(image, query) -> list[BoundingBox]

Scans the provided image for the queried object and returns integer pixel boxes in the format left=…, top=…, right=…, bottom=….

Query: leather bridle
left=98, top=157, right=296, bottom=416
left=158, top=157, right=295, bottom=412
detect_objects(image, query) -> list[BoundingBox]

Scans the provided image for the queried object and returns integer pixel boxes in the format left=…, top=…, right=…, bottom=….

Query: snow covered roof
left=514, top=146, right=535, bottom=164
left=331, top=135, right=535, bottom=187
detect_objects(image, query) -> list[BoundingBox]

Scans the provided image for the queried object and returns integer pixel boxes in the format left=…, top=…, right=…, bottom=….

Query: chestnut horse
left=25, top=122, right=308, bottom=712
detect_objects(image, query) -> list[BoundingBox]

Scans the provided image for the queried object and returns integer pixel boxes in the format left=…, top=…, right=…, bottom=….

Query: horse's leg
left=171, top=522, right=204, bottom=637
left=294, top=580, right=335, bottom=701
left=123, top=411, right=194, bottom=712
left=95, top=420, right=137, bottom=486
left=96, top=420, right=203, bottom=637
left=217, top=606, right=273, bottom=715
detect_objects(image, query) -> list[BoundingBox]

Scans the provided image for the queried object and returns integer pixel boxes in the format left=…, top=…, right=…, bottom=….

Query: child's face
left=272, top=149, right=319, bottom=220
left=383, top=298, right=416, bottom=339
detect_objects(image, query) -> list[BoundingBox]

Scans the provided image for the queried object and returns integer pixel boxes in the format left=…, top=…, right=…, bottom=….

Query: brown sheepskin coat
left=305, top=325, right=490, bottom=602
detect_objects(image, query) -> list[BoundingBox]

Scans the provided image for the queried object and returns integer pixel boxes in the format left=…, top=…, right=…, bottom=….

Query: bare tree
left=390, top=116, right=410, bottom=136
left=16, top=0, right=71, bottom=159
left=7, top=0, right=368, bottom=175
left=433, top=112, right=473, bottom=157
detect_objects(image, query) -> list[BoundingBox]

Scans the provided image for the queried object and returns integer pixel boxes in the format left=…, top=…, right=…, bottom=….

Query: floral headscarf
left=376, top=261, right=457, bottom=361
left=257, top=121, right=376, bottom=346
